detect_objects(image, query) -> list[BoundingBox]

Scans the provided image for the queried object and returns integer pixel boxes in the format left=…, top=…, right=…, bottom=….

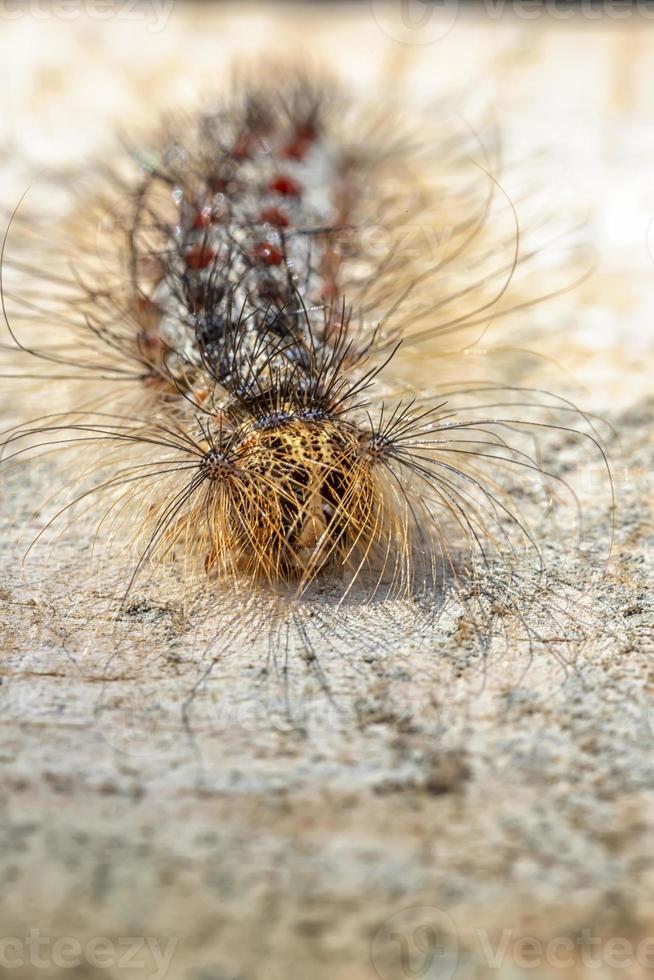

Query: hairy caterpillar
left=0, top=68, right=614, bottom=728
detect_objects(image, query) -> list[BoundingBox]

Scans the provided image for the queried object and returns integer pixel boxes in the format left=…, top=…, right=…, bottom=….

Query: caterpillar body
left=0, top=71, right=613, bottom=707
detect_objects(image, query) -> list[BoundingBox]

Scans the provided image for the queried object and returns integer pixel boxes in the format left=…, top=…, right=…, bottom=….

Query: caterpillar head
left=201, top=412, right=383, bottom=589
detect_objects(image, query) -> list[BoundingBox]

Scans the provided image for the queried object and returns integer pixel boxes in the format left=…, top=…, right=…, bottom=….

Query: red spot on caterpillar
left=232, top=133, right=253, bottom=161
left=208, top=177, right=225, bottom=192
left=283, top=137, right=312, bottom=161
left=269, top=175, right=301, bottom=197
left=251, top=242, right=284, bottom=266
left=185, top=244, right=216, bottom=270
left=282, top=122, right=317, bottom=161
left=193, top=207, right=213, bottom=229
left=297, top=121, right=317, bottom=141
left=259, top=206, right=289, bottom=228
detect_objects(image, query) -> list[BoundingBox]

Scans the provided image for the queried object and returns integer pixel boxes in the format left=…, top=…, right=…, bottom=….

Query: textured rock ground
left=0, top=6, right=652, bottom=980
